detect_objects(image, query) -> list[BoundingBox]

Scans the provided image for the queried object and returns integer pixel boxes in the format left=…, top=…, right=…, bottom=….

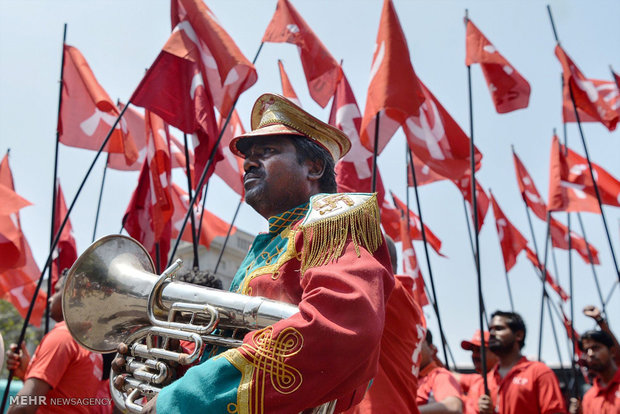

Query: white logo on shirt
left=512, top=376, right=529, bottom=385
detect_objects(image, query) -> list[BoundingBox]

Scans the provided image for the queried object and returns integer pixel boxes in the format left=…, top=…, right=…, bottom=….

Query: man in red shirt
left=568, top=330, right=619, bottom=414
left=417, top=330, right=463, bottom=413
left=478, top=311, right=566, bottom=414
left=452, top=331, right=498, bottom=414
left=6, top=275, right=110, bottom=413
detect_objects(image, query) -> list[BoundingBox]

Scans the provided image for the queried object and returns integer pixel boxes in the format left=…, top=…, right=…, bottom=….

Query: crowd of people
left=4, top=94, right=619, bottom=413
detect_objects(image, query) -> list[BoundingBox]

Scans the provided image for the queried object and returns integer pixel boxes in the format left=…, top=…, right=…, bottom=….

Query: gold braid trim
left=300, top=193, right=382, bottom=275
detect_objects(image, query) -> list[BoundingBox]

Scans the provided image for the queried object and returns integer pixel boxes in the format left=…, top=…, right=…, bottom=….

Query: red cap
left=461, top=330, right=491, bottom=350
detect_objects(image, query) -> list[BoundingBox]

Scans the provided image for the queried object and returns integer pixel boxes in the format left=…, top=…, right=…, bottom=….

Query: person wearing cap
left=478, top=311, right=566, bottom=414
left=568, top=330, right=619, bottom=414
left=137, top=94, right=394, bottom=414
left=452, top=331, right=497, bottom=414
left=416, top=330, right=464, bottom=413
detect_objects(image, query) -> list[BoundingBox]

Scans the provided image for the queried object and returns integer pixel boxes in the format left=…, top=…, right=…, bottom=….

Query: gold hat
left=229, top=93, right=351, bottom=161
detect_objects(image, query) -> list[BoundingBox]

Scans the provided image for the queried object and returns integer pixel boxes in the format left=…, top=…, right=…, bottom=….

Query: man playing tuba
left=114, top=93, right=395, bottom=413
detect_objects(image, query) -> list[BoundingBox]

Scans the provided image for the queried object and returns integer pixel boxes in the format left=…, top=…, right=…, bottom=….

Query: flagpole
left=92, top=153, right=109, bottom=242
left=405, top=146, right=451, bottom=370
left=0, top=99, right=131, bottom=414
left=213, top=197, right=243, bottom=275
left=576, top=213, right=607, bottom=318
left=183, top=133, right=200, bottom=269
left=45, top=23, right=68, bottom=334
left=465, top=8, right=487, bottom=394
left=168, top=41, right=264, bottom=266
left=545, top=297, right=570, bottom=386
left=537, top=212, right=552, bottom=360
left=547, top=5, right=620, bottom=285
left=371, top=114, right=381, bottom=192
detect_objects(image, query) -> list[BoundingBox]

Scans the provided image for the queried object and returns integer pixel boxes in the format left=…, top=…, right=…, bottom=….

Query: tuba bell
left=63, top=235, right=336, bottom=414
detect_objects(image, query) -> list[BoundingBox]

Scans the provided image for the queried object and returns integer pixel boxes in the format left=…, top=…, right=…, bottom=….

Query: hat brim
left=461, top=340, right=482, bottom=350
left=229, top=124, right=306, bottom=158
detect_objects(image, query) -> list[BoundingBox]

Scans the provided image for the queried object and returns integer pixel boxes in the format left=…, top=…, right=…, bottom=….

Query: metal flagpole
left=371, top=114, right=381, bottom=192
left=45, top=23, right=67, bottom=334
left=183, top=133, right=200, bottom=269
left=92, top=153, right=109, bottom=242
left=213, top=198, right=243, bottom=275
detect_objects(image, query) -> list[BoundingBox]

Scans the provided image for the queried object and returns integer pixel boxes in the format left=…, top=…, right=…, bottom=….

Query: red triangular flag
left=555, top=45, right=618, bottom=131
left=263, top=0, right=341, bottom=107
left=453, top=173, right=489, bottom=232
left=399, top=214, right=429, bottom=308
left=0, top=154, right=29, bottom=272
left=563, top=79, right=620, bottom=123
left=392, top=193, right=444, bottom=256
left=360, top=0, right=425, bottom=154
left=465, top=19, right=530, bottom=113
left=513, top=151, right=547, bottom=221
left=214, top=110, right=245, bottom=197
left=59, top=45, right=138, bottom=164
left=50, top=182, right=78, bottom=293
left=549, top=217, right=600, bottom=265
left=524, top=246, right=569, bottom=302
left=489, top=193, right=529, bottom=272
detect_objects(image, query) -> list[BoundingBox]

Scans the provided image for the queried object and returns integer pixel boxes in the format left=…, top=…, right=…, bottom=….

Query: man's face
left=581, top=338, right=612, bottom=374
left=489, top=316, right=520, bottom=355
left=470, top=345, right=499, bottom=374
left=242, top=136, right=313, bottom=218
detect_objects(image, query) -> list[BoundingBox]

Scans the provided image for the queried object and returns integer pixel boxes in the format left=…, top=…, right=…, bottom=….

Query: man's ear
left=515, top=330, right=525, bottom=345
left=306, top=158, right=325, bottom=182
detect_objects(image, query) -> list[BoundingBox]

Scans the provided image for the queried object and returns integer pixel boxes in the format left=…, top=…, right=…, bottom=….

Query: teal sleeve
left=156, top=355, right=241, bottom=413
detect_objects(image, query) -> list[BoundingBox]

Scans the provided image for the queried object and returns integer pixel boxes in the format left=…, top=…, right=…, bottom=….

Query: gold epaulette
left=298, top=193, right=383, bottom=275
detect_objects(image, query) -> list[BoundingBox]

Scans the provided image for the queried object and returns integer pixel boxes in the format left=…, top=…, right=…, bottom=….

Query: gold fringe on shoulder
left=299, top=193, right=383, bottom=275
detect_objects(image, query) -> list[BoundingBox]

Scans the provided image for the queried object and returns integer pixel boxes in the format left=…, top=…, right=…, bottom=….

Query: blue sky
left=1, top=0, right=618, bottom=366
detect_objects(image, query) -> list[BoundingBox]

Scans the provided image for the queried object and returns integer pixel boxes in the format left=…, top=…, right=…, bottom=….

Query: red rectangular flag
left=263, top=0, right=341, bottom=108
left=512, top=150, right=547, bottom=221
left=548, top=134, right=620, bottom=213
left=465, top=19, right=530, bottom=113
left=360, top=0, right=425, bottom=154
left=555, top=45, right=618, bottom=131
left=399, top=214, right=429, bottom=307
left=524, top=246, right=569, bottom=302
left=563, top=79, right=620, bottom=123
left=403, top=80, right=483, bottom=180
left=0, top=154, right=30, bottom=272
left=329, top=71, right=386, bottom=208
left=549, top=217, right=600, bottom=265
left=59, top=45, right=138, bottom=164
left=51, top=182, right=78, bottom=293
left=407, top=152, right=447, bottom=187
left=489, top=193, right=529, bottom=272
left=278, top=60, right=301, bottom=107
left=170, top=183, right=234, bottom=249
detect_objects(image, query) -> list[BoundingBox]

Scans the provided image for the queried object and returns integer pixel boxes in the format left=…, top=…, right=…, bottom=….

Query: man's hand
left=568, top=397, right=581, bottom=414
left=582, top=305, right=602, bottom=323
left=142, top=395, right=158, bottom=414
left=6, top=343, right=30, bottom=380
left=111, top=343, right=129, bottom=391
left=478, top=394, right=493, bottom=414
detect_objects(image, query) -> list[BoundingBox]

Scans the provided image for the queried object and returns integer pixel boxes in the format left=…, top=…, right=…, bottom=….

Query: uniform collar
left=268, top=203, right=309, bottom=235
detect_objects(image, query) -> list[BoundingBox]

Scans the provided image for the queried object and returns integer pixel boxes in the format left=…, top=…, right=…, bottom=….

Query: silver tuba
left=63, top=235, right=336, bottom=414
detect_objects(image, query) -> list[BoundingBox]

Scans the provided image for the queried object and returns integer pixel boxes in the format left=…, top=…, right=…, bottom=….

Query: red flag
left=278, top=60, right=301, bottom=107
left=391, top=193, right=444, bottom=256
left=59, top=45, right=138, bottom=164
left=0, top=154, right=29, bottom=272
left=263, top=0, right=341, bottom=108
left=563, top=79, right=620, bottom=123
left=407, top=152, right=447, bottom=187
left=525, top=246, right=569, bottom=302
left=548, top=135, right=620, bottom=213
left=0, top=184, right=31, bottom=216
left=465, top=19, right=530, bottom=113
left=329, top=72, right=386, bottom=207
left=512, top=151, right=547, bottom=221
left=214, top=110, right=245, bottom=197
left=453, top=173, right=489, bottom=232
left=489, top=193, right=528, bottom=272
left=0, top=244, right=47, bottom=327
left=399, top=215, right=429, bottom=307
left=549, top=217, right=600, bottom=265
left=170, top=184, right=234, bottom=249
left=403, top=80, right=482, bottom=180
left=612, top=67, right=620, bottom=90
left=380, top=197, right=403, bottom=242
left=0, top=154, right=46, bottom=326
left=555, top=45, right=618, bottom=131
left=51, top=182, right=78, bottom=293
left=123, top=112, right=174, bottom=271
left=360, top=0, right=425, bottom=154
